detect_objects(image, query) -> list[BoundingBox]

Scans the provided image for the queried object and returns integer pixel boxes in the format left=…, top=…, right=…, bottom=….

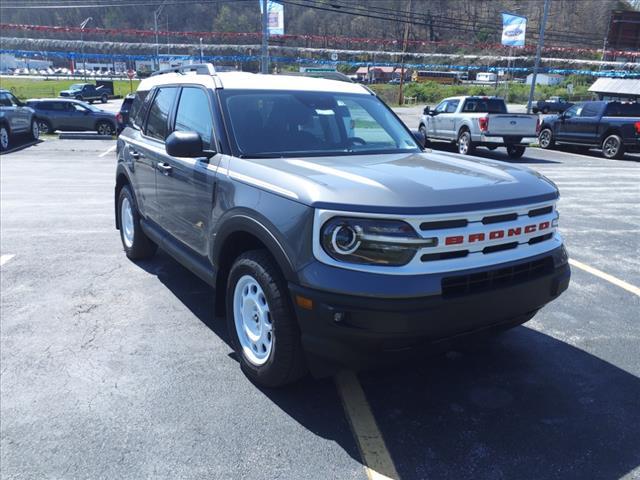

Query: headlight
left=320, top=217, right=437, bottom=266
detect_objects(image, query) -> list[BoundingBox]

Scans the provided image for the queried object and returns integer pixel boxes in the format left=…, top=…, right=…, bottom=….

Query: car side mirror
left=423, top=106, right=430, bottom=115
left=165, top=131, right=216, bottom=159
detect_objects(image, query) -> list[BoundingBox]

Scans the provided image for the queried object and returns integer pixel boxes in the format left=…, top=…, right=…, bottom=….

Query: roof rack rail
left=151, top=63, right=216, bottom=77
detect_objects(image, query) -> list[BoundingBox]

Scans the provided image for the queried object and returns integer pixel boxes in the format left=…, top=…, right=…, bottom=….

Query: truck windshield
left=219, top=90, right=420, bottom=158
left=69, top=84, right=85, bottom=90
left=462, top=98, right=507, bottom=113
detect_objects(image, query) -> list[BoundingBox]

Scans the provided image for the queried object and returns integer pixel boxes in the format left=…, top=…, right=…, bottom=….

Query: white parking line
left=0, top=254, right=15, bottom=266
left=335, top=370, right=399, bottom=480
left=569, top=259, right=640, bottom=297
left=99, top=145, right=116, bottom=158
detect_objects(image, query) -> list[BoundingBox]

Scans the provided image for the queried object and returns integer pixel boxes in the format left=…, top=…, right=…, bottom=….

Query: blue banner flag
left=502, top=13, right=527, bottom=47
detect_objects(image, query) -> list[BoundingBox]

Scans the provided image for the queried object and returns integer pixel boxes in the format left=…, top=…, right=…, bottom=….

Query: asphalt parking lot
left=1, top=130, right=639, bottom=479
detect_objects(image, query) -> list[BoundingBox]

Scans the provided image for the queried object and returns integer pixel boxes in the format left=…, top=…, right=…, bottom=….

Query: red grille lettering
left=525, top=224, right=537, bottom=233
left=539, top=221, right=550, bottom=230
left=489, top=230, right=505, bottom=240
left=469, top=233, right=485, bottom=243
left=508, top=227, right=522, bottom=237
left=445, top=236, right=464, bottom=245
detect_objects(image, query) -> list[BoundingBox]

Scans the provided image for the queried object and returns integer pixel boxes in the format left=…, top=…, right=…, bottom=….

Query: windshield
left=69, top=84, right=85, bottom=90
left=220, top=90, right=420, bottom=158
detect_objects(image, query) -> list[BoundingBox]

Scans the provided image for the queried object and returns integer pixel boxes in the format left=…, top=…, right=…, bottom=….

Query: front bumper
left=290, top=246, right=570, bottom=373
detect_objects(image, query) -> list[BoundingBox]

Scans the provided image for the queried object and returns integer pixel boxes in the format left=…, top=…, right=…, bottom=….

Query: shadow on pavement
left=135, top=252, right=639, bottom=480
left=0, top=137, right=42, bottom=155
left=426, top=142, right=563, bottom=164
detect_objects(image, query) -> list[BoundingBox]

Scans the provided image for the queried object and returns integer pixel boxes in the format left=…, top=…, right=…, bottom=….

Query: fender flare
left=211, top=212, right=297, bottom=283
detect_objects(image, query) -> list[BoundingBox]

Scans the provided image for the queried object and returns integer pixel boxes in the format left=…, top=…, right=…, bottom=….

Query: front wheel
left=457, top=130, right=474, bottom=155
left=101, top=94, right=108, bottom=104
left=226, top=250, right=306, bottom=387
left=29, top=119, right=40, bottom=140
left=0, top=125, right=9, bottom=151
left=97, top=121, right=114, bottom=136
left=602, top=134, right=625, bottom=159
left=538, top=128, right=555, bottom=149
left=419, top=124, right=429, bottom=147
left=506, top=144, right=526, bottom=159
left=117, top=185, right=157, bottom=260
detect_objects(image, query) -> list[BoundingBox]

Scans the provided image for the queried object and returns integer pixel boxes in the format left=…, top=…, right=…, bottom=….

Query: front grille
left=441, top=257, right=554, bottom=297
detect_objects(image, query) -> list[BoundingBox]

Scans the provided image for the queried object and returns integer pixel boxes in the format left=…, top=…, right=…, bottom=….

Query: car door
left=0, top=93, right=19, bottom=131
left=4, top=93, right=29, bottom=132
left=68, top=103, right=94, bottom=130
left=572, top=102, right=602, bottom=145
left=440, top=99, right=460, bottom=139
left=429, top=100, right=449, bottom=138
left=155, top=86, right=220, bottom=255
left=554, top=104, right=583, bottom=143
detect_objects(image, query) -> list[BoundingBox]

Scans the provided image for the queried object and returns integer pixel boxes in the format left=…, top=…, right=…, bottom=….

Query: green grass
left=0, top=77, right=140, bottom=100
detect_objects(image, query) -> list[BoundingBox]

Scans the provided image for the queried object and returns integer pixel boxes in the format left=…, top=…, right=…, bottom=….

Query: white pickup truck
left=418, top=96, right=539, bottom=158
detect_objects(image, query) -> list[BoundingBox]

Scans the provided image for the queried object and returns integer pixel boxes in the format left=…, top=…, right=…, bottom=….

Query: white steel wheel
left=120, top=196, right=134, bottom=248
left=0, top=127, right=8, bottom=151
left=458, top=131, right=472, bottom=155
left=233, top=275, right=273, bottom=366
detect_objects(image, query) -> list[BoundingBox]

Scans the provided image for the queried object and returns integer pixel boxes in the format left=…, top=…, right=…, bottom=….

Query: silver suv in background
left=419, top=96, right=539, bottom=158
left=0, top=89, right=39, bottom=152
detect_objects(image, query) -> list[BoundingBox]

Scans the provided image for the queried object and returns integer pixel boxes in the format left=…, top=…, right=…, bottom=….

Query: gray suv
left=27, top=98, right=117, bottom=135
left=115, top=65, right=570, bottom=387
left=0, top=89, right=39, bottom=152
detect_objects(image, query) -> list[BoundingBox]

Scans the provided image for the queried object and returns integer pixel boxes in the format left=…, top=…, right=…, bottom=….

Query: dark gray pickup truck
left=115, top=65, right=570, bottom=387
left=538, top=101, right=640, bottom=159
left=59, top=83, right=112, bottom=104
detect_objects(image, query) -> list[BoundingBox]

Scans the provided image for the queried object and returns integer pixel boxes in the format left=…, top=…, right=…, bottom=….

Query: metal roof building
left=588, top=78, right=640, bottom=101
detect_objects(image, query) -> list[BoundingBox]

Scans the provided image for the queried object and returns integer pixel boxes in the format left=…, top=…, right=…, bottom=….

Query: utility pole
left=397, top=0, right=412, bottom=106
left=154, top=1, right=167, bottom=71
left=261, top=0, right=269, bottom=74
left=80, top=17, right=92, bottom=82
left=200, top=38, right=204, bottom=63
left=526, top=0, right=550, bottom=113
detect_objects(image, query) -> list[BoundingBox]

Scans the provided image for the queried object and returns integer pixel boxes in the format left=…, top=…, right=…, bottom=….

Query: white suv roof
left=137, top=68, right=370, bottom=95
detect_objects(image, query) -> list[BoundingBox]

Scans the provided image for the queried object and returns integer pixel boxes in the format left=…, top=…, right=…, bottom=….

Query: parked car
left=533, top=96, right=573, bottom=114
left=418, top=96, right=539, bottom=158
left=116, top=94, right=135, bottom=134
left=59, top=83, right=112, bottom=103
left=538, top=101, right=640, bottom=159
left=0, top=89, right=39, bottom=152
left=114, top=64, right=570, bottom=387
left=27, top=98, right=117, bottom=136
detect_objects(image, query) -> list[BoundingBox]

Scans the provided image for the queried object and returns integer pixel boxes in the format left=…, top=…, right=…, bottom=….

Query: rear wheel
left=457, top=129, right=474, bottom=155
left=0, top=125, right=9, bottom=151
left=37, top=119, right=52, bottom=135
left=602, top=134, right=624, bottom=159
left=101, top=94, right=108, bottom=104
left=97, top=121, right=114, bottom=136
left=75, top=95, right=83, bottom=101
left=538, top=128, right=555, bottom=149
left=506, top=144, right=526, bottom=159
left=226, top=250, right=306, bottom=387
left=117, top=185, right=157, bottom=260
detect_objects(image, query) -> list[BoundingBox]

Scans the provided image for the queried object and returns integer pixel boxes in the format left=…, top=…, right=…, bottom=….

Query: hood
left=230, top=151, right=558, bottom=214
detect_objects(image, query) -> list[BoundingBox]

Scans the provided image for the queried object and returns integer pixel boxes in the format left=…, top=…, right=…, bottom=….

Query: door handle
left=129, top=147, right=144, bottom=160
left=157, top=162, right=172, bottom=175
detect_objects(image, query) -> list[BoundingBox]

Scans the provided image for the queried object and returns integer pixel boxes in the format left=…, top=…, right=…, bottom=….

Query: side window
left=72, top=104, right=87, bottom=112
left=174, top=88, right=213, bottom=147
left=434, top=101, right=448, bottom=113
left=580, top=103, right=600, bottom=117
left=563, top=105, right=582, bottom=118
left=130, top=90, right=150, bottom=129
left=0, top=94, right=12, bottom=107
left=446, top=100, right=459, bottom=113
left=145, top=87, right=177, bottom=141
left=462, top=100, right=476, bottom=112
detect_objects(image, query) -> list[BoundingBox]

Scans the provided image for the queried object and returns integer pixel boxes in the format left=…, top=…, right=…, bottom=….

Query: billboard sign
left=260, top=1, right=284, bottom=35
left=501, top=13, right=527, bottom=47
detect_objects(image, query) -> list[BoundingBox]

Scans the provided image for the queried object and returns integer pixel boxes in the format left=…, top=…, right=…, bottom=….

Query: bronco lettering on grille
left=444, top=221, right=551, bottom=246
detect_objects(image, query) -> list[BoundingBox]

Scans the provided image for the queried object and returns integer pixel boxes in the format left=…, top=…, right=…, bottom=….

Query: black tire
left=101, top=94, right=108, bottom=104
left=506, top=144, right=526, bottom=159
left=418, top=123, right=430, bottom=147
left=457, top=129, right=474, bottom=155
left=0, top=124, right=9, bottom=152
left=226, top=250, right=306, bottom=388
left=532, top=108, right=539, bottom=114
left=29, top=119, right=40, bottom=140
left=97, top=121, right=114, bottom=136
left=601, top=134, right=625, bottom=159
left=538, top=128, right=555, bottom=150
left=542, top=107, right=549, bottom=114
left=36, top=118, right=52, bottom=135
left=75, top=95, right=83, bottom=101
left=117, top=185, right=157, bottom=260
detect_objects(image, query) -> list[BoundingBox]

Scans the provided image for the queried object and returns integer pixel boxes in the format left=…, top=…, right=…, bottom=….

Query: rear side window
left=604, top=102, right=640, bottom=117
left=129, top=90, right=150, bottom=129
left=462, top=99, right=507, bottom=113
left=0, top=93, right=11, bottom=107
left=145, top=87, right=178, bottom=141
left=174, top=87, right=213, bottom=147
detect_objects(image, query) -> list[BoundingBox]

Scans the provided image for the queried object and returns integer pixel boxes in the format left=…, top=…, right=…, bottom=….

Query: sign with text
left=501, top=13, right=527, bottom=47
left=260, top=1, right=284, bottom=35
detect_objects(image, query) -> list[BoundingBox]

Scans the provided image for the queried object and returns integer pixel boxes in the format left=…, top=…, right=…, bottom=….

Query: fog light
left=333, top=312, right=346, bottom=323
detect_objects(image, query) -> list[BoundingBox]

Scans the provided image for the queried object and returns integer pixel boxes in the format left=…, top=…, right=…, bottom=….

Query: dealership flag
left=260, top=1, right=284, bottom=35
left=501, top=13, right=526, bottom=47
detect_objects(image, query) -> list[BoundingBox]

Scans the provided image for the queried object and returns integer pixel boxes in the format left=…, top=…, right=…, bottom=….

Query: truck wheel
left=97, top=121, right=114, bottom=136
left=538, top=128, right=555, bottom=149
left=37, top=119, right=52, bottom=135
left=0, top=125, right=9, bottom=152
left=101, top=94, right=108, bottom=104
left=457, top=130, right=474, bottom=155
left=117, top=185, right=157, bottom=260
left=602, top=134, right=624, bottom=159
left=419, top=124, right=430, bottom=146
left=542, top=107, right=549, bottom=114
left=226, top=250, right=306, bottom=387
left=75, top=95, right=83, bottom=101
left=29, top=119, right=40, bottom=140
left=506, top=144, right=526, bottom=159
left=532, top=108, right=539, bottom=114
